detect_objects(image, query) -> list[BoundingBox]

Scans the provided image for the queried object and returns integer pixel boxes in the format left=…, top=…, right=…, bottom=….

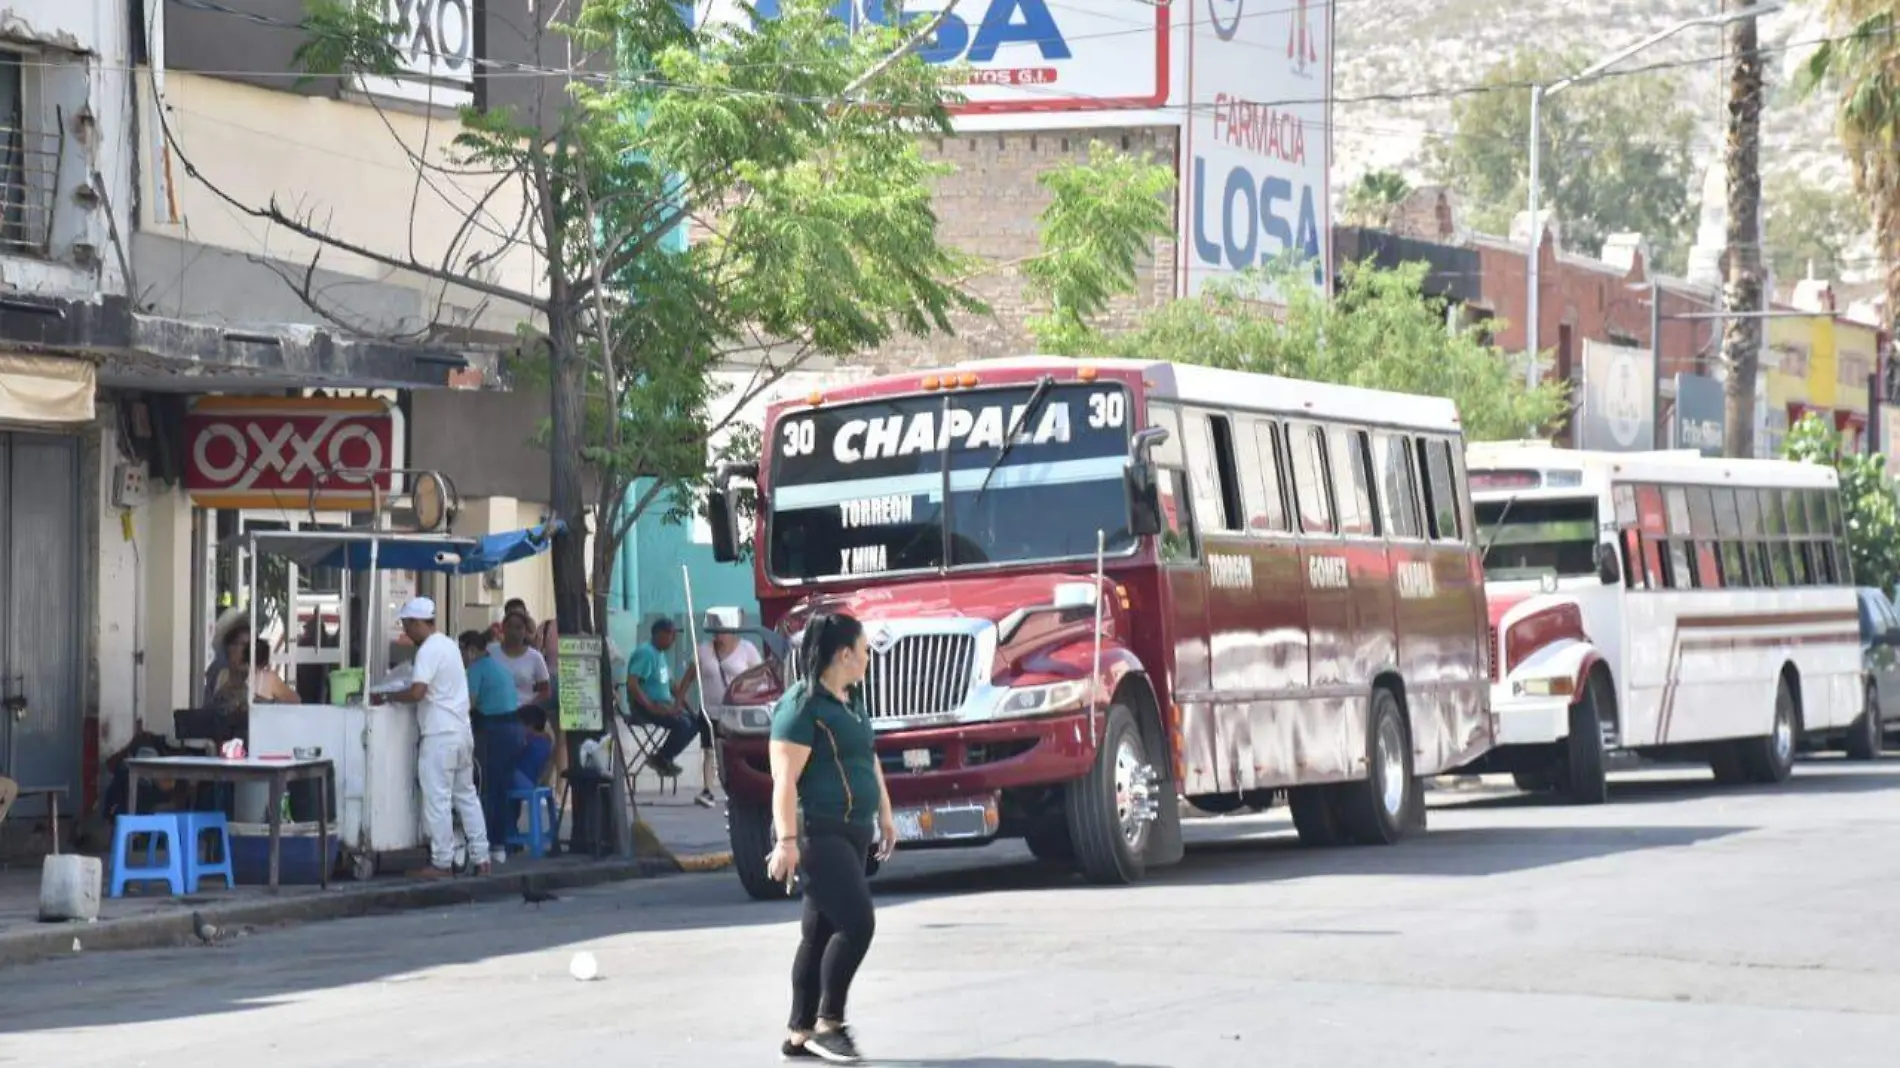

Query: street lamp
left=1524, top=5, right=1784, bottom=387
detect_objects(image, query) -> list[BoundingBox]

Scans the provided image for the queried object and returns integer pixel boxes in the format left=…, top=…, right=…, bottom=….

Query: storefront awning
left=238, top=521, right=564, bottom=575
left=0, top=353, right=94, bottom=424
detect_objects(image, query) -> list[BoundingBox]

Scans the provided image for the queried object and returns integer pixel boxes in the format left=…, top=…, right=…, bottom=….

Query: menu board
left=557, top=634, right=604, bottom=731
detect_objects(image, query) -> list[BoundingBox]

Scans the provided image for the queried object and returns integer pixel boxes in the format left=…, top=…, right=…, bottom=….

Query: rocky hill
left=1332, top=0, right=1851, bottom=228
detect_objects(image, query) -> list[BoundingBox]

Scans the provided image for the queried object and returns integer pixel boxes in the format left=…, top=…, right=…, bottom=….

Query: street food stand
left=235, top=524, right=560, bottom=880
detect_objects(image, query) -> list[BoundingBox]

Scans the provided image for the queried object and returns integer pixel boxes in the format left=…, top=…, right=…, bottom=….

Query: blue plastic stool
left=109, top=814, right=186, bottom=897
left=506, top=786, right=558, bottom=858
left=178, top=811, right=236, bottom=892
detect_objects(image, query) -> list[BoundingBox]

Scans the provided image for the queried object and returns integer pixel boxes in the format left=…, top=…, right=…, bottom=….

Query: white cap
left=396, top=596, right=437, bottom=621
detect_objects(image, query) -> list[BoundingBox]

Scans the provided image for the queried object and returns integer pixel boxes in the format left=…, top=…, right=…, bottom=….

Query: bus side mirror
left=707, top=461, right=758, bottom=565
left=1595, top=542, right=1622, bottom=586
left=1125, top=427, right=1169, bottom=539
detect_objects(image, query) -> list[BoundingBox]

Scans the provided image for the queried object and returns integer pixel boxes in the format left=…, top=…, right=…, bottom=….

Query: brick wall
left=860, top=125, right=1181, bottom=371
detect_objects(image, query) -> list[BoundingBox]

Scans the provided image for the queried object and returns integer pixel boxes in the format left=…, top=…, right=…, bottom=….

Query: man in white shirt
left=373, top=597, right=490, bottom=879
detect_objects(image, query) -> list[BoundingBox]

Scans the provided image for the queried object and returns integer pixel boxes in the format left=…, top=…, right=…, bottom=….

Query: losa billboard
left=1180, top=0, right=1333, bottom=301
left=687, top=0, right=1171, bottom=115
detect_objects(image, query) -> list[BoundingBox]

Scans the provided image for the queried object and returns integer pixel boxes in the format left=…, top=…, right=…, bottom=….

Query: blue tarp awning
left=236, top=521, right=564, bottom=575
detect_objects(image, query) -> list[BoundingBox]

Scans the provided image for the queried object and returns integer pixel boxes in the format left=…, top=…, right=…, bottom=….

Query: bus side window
left=1373, top=432, right=1423, bottom=539
left=1418, top=437, right=1462, bottom=542
left=1687, top=486, right=1722, bottom=588
left=1760, top=489, right=1795, bottom=587
left=1817, top=489, right=1847, bottom=584
left=1289, top=423, right=1335, bottom=535
left=1157, top=467, right=1199, bottom=563
left=1206, top=414, right=1246, bottom=534
left=1711, top=487, right=1749, bottom=588
left=1663, top=486, right=1695, bottom=590
left=1329, top=427, right=1376, bottom=537
left=1635, top=485, right=1669, bottom=590
left=1184, top=412, right=1237, bottom=535
left=1736, top=488, right=1769, bottom=587
left=1242, top=419, right=1289, bottom=533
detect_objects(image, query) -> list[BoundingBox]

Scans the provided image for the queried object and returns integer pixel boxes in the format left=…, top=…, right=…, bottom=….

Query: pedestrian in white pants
left=374, top=597, right=492, bottom=878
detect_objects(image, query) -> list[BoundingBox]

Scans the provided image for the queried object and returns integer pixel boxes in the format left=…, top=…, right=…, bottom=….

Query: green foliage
left=1795, top=4, right=1900, bottom=331
left=1341, top=169, right=1413, bottom=227
left=1021, top=144, right=1176, bottom=356
left=1765, top=175, right=1867, bottom=281
left=293, top=0, right=402, bottom=84
left=1783, top=413, right=1899, bottom=590
left=1049, top=261, right=1568, bottom=442
left=1431, top=46, right=1697, bottom=270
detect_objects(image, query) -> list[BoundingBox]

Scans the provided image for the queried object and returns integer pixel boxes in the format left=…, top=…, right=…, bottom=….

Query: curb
left=674, top=851, right=733, bottom=873
left=0, top=854, right=679, bottom=971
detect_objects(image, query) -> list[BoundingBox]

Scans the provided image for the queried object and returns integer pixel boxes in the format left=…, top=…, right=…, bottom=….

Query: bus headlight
left=998, top=680, right=1090, bottom=717
left=1513, top=676, right=1576, bottom=698
left=716, top=705, right=775, bottom=735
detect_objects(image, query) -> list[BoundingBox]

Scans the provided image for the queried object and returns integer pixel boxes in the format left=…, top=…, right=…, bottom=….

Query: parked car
left=1841, top=587, right=1900, bottom=759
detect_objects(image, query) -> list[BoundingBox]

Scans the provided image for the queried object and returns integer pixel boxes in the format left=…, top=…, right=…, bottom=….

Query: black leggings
left=788, top=820, right=877, bottom=1030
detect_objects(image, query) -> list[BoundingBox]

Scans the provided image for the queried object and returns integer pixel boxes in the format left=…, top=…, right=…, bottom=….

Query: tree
left=1797, top=3, right=1900, bottom=336
left=1341, top=169, right=1412, bottom=228
left=1039, top=261, right=1570, bottom=442
left=1784, top=413, right=1900, bottom=590
left=1430, top=46, right=1698, bottom=270
left=1722, top=1, right=1768, bottom=460
left=1765, top=175, right=1868, bottom=282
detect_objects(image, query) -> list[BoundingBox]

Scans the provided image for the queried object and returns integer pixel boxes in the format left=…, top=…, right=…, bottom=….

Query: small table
left=9, top=784, right=66, bottom=853
left=125, top=756, right=335, bottom=892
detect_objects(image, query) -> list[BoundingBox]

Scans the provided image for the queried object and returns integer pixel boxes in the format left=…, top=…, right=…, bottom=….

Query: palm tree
left=1341, top=169, right=1413, bottom=228
left=1797, top=4, right=1899, bottom=332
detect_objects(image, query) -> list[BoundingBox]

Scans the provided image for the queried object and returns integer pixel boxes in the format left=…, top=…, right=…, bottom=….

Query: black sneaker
left=694, top=789, right=717, bottom=808
left=780, top=1038, right=817, bottom=1060
left=804, top=1027, right=860, bottom=1064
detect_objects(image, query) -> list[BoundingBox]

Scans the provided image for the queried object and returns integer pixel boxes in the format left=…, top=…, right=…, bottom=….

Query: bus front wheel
left=1558, top=676, right=1610, bottom=805
left=1066, top=705, right=1154, bottom=885
left=728, top=798, right=799, bottom=902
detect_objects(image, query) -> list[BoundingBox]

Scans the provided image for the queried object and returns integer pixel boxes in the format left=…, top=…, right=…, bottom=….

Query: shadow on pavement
left=1445, top=759, right=1900, bottom=812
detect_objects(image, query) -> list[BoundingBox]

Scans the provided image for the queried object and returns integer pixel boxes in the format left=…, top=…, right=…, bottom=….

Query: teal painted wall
left=607, top=478, right=758, bottom=657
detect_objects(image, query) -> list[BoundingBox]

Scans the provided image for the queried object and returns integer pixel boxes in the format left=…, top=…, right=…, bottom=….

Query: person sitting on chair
left=624, top=618, right=706, bottom=782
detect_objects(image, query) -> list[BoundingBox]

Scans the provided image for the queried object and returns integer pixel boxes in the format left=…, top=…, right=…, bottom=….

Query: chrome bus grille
left=790, top=631, right=980, bottom=720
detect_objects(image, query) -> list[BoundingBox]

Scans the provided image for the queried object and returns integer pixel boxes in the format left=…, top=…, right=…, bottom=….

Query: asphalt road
left=5, top=760, right=1900, bottom=1067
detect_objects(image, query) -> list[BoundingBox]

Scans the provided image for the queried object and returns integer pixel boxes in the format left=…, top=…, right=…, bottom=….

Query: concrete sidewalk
left=0, top=770, right=733, bottom=970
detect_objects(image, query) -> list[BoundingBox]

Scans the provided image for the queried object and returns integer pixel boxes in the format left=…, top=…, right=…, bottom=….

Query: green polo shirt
left=770, top=680, right=879, bottom=829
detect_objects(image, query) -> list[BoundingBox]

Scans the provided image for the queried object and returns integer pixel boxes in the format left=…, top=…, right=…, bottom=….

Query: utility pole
left=1721, top=0, right=1767, bottom=459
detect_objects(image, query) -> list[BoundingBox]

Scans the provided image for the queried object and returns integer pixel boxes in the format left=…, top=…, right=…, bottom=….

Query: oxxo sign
left=360, top=0, right=476, bottom=108
left=185, top=397, right=397, bottom=510
left=690, top=0, right=1168, bottom=113
left=1181, top=0, right=1334, bottom=299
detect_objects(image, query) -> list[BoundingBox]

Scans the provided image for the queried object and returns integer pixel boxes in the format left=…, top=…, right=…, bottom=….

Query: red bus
left=705, top=357, right=1494, bottom=895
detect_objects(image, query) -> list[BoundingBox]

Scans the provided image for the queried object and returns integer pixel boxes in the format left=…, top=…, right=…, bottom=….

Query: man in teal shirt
left=461, top=631, right=521, bottom=864
left=625, top=618, right=704, bottom=782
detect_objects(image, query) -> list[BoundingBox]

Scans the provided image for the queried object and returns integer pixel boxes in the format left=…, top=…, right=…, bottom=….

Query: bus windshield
left=1475, top=496, right=1602, bottom=581
left=766, top=382, right=1135, bottom=582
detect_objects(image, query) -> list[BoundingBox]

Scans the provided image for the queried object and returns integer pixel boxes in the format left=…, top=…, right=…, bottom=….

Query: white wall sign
left=689, top=0, right=1170, bottom=115
left=1578, top=340, right=1656, bottom=452
left=1180, top=0, right=1333, bottom=301
left=359, top=0, right=477, bottom=108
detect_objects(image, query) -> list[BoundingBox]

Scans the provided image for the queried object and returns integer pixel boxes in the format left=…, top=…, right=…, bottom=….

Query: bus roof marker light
left=957, top=372, right=979, bottom=388
left=922, top=376, right=941, bottom=391
left=806, top=392, right=824, bottom=407
left=1077, top=366, right=1099, bottom=382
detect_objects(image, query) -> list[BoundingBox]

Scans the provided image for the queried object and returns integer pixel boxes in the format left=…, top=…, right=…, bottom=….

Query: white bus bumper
left=1489, top=684, right=1572, bottom=746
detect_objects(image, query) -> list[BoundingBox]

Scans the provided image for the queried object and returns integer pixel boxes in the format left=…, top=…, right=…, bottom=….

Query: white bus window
left=1760, top=489, right=1795, bottom=587
left=1687, top=486, right=1722, bottom=588
left=1245, top=420, right=1289, bottom=533
left=1157, top=468, right=1198, bottom=564
left=1711, top=487, right=1750, bottom=588
left=1148, top=406, right=1185, bottom=467
left=1634, top=484, right=1670, bottom=590
left=1736, top=489, right=1772, bottom=587
left=1330, top=427, right=1376, bottom=537
left=1784, top=489, right=1810, bottom=536
left=1184, top=414, right=1235, bottom=536
left=1374, top=433, right=1423, bottom=540
left=1206, top=414, right=1246, bottom=534
left=1420, top=438, right=1462, bottom=542
left=1289, top=423, right=1335, bottom=535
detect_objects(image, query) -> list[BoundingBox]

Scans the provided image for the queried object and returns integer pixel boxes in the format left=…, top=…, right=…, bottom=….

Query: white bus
left=1458, top=443, right=1860, bottom=802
